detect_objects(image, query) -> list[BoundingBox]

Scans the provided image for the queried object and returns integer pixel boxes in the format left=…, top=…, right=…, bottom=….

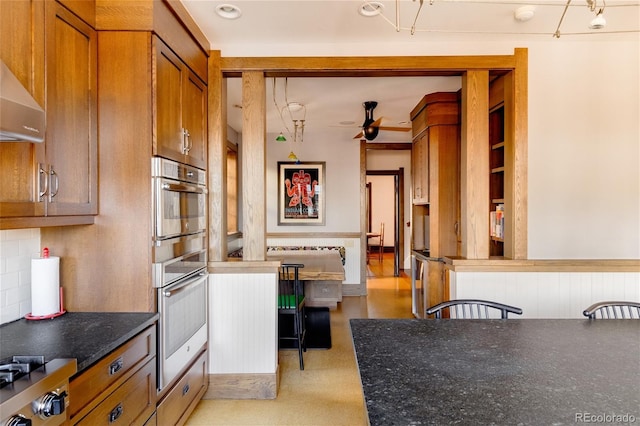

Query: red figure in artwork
left=285, top=170, right=317, bottom=210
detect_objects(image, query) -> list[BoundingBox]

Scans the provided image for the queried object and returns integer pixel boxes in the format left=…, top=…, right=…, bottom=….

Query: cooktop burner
left=0, top=356, right=46, bottom=388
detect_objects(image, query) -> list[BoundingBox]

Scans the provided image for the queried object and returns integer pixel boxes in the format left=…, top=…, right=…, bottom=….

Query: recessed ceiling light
left=358, top=2, right=384, bottom=17
left=216, top=4, right=242, bottom=20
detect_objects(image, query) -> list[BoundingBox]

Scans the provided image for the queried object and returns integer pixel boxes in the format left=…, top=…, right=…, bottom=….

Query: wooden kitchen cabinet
left=410, top=92, right=460, bottom=307
left=0, top=0, right=97, bottom=228
left=69, top=325, right=157, bottom=425
left=155, top=38, right=207, bottom=169
left=157, top=349, right=207, bottom=426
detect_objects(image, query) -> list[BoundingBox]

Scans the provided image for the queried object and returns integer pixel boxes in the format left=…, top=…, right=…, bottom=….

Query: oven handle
left=163, top=272, right=207, bottom=298
left=161, top=182, right=207, bottom=194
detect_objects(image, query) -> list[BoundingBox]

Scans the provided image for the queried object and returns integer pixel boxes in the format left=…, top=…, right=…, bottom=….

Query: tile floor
left=186, top=253, right=412, bottom=425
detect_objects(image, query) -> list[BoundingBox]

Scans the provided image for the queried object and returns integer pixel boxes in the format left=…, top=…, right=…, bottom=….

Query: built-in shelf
left=491, top=166, right=505, bottom=174
left=491, top=142, right=505, bottom=149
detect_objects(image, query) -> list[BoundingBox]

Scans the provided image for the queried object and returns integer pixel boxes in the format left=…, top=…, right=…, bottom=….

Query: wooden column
left=460, top=70, right=489, bottom=259
left=241, top=71, right=267, bottom=260
left=207, top=50, right=227, bottom=261
left=512, top=48, right=528, bottom=260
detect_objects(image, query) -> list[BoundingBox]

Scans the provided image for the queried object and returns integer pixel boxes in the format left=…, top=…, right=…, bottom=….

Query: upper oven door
left=153, top=177, right=207, bottom=240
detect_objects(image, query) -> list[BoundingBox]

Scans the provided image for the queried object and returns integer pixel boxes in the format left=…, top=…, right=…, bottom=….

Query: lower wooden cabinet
left=74, top=359, right=156, bottom=426
left=69, top=325, right=157, bottom=425
left=157, top=349, right=208, bottom=426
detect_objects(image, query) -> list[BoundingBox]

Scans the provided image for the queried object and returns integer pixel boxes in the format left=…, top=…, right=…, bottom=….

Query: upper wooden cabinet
left=0, top=0, right=97, bottom=228
left=44, top=1, right=98, bottom=217
left=155, top=39, right=207, bottom=169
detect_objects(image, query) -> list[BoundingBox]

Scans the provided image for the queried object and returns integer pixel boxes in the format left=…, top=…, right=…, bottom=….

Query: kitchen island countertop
left=351, top=318, right=640, bottom=425
left=0, top=312, right=158, bottom=377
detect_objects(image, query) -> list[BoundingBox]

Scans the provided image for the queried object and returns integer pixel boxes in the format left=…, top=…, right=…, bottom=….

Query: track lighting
left=589, top=9, right=606, bottom=29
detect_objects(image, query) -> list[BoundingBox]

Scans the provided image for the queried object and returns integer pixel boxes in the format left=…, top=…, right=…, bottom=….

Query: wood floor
left=186, top=253, right=413, bottom=425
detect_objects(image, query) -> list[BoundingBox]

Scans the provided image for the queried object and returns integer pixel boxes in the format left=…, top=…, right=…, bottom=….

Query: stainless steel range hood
left=0, top=60, right=45, bottom=143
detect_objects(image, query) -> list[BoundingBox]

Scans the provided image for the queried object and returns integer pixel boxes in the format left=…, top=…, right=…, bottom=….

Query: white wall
left=0, top=229, right=40, bottom=324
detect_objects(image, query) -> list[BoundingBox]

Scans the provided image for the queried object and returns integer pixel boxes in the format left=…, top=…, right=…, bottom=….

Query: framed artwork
left=278, top=161, right=325, bottom=225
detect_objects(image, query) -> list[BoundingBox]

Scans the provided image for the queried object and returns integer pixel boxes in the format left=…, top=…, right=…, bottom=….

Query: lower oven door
left=157, top=270, right=208, bottom=391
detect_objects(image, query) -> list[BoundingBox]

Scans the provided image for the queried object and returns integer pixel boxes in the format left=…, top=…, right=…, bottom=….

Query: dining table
left=350, top=318, right=640, bottom=426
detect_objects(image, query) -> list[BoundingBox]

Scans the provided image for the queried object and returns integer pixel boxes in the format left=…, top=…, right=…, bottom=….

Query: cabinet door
left=155, top=39, right=185, bottom=163
left=182, top=70, right=207, bottom=169
left=0, top=0, right=46, bottom=219
left=45, top=1, right=97, bottom=216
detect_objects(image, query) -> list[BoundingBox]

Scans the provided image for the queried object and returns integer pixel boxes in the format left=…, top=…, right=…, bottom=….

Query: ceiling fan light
left=358, top=1, right=384, bottom=17
left=589, top=11, right=606, bottom=29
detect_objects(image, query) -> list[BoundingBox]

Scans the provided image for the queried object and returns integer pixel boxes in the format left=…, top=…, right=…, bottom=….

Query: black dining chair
left=278, top=263, right=306, bottom=370
left=426, top=299, right=523, bottom=319
left=582, top=301, right=640, bottom=319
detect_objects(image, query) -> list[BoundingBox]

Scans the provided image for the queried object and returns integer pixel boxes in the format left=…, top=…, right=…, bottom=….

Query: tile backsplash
left=0, top=229, right=40, bottom=324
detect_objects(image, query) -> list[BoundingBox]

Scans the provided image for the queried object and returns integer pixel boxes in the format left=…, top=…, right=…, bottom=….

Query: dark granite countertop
left=0, top=312, right=158, bottom=377
left=350, top=319, right=640, bottom=426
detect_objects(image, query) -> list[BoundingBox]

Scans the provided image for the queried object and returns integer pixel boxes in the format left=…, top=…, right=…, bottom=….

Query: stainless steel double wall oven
left=151, top=157, right=208, bottom=392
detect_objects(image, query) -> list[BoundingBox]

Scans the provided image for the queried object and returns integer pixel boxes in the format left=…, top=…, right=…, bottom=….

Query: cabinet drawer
left=70, top=325, right=156, bottom=419
left=74, top=358, right=156, bottom=426
left=157, top=349, right=207, bottom=426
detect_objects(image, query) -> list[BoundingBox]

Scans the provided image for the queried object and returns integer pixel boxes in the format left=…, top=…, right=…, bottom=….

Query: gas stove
left=0, top=356, right=76, bottom=426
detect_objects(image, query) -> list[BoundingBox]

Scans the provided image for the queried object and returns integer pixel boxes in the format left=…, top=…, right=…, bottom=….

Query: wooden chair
left=367, top=222, right=385, bottom=263
left=583, top=301, right=640, bottom=319
left=426, top=299, right=523, bottom=319
left=278, top=263, right=306, bottom=370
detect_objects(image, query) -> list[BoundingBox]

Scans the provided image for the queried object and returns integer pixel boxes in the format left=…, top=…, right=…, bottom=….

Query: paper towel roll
left=31, top=256, right=60, bottom=316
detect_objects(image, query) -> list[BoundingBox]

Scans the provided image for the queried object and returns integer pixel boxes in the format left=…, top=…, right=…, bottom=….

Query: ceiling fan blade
left=378, top=126, right=411, bottom=132
left=368, top=117, right=383, bottom=128
left=353, top=130, right=364, bottom=139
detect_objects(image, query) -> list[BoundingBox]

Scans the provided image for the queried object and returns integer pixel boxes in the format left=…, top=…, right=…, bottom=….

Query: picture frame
left=278, top=161, right=325, bottom=225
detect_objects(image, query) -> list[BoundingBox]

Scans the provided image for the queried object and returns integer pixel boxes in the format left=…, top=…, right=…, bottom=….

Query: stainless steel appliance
left=411, top=254, right=427, bottom=318
left=0, top=356, right=76, bottom=426
left=152, top=157, right=207, bottom=240
left=152, top=157, right=208, bottom=393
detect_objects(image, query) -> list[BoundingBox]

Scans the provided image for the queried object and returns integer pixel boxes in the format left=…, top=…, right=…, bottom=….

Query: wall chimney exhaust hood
left=0, top=60, right=45, bottom=143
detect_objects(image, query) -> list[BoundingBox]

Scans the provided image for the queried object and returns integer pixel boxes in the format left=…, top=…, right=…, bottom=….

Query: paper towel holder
left=25, top=287, right=66, bottom=320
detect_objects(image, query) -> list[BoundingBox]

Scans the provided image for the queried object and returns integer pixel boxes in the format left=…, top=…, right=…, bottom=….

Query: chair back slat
left=428, top=299, right=522, bottom=319
left=583, top=301, right=640, bottom=319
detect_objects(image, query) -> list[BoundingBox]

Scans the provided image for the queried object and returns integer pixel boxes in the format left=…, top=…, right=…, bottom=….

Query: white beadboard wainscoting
left=206, top=262, right=282, bottom=399
left=450, top=271, right=640, bottom=318
left=208, top=272, right=277, bottom=374
left=267, top=236, right=361, bottom=290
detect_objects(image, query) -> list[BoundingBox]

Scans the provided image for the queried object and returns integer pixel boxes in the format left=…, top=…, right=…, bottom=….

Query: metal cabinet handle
left=38, top=163, right=49, bottom=200
left=108, top=403, right=123, bottom=423
left=49, top=166, right=59, bottom=201
left=108, top=357, right=124, bottom=375
left=181, top=128, right=191, bottom=154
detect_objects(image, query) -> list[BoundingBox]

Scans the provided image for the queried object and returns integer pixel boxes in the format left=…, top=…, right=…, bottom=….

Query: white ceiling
left=181, top=0, right=640, bottom=143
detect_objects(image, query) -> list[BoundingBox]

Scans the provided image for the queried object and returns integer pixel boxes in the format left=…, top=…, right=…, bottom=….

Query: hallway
left=186, top=253, right=412, bottom=425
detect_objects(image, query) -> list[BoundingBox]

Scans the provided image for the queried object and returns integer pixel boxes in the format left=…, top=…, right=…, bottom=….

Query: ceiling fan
left=353, top=101, right=411, bottom=141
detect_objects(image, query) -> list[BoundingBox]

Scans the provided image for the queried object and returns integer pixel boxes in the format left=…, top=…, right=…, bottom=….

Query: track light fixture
left=554, top=0, right=608, bottom=38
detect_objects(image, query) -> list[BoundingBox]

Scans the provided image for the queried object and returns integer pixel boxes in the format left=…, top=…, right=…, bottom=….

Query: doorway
left=366, top=170, right=403, bottom=277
